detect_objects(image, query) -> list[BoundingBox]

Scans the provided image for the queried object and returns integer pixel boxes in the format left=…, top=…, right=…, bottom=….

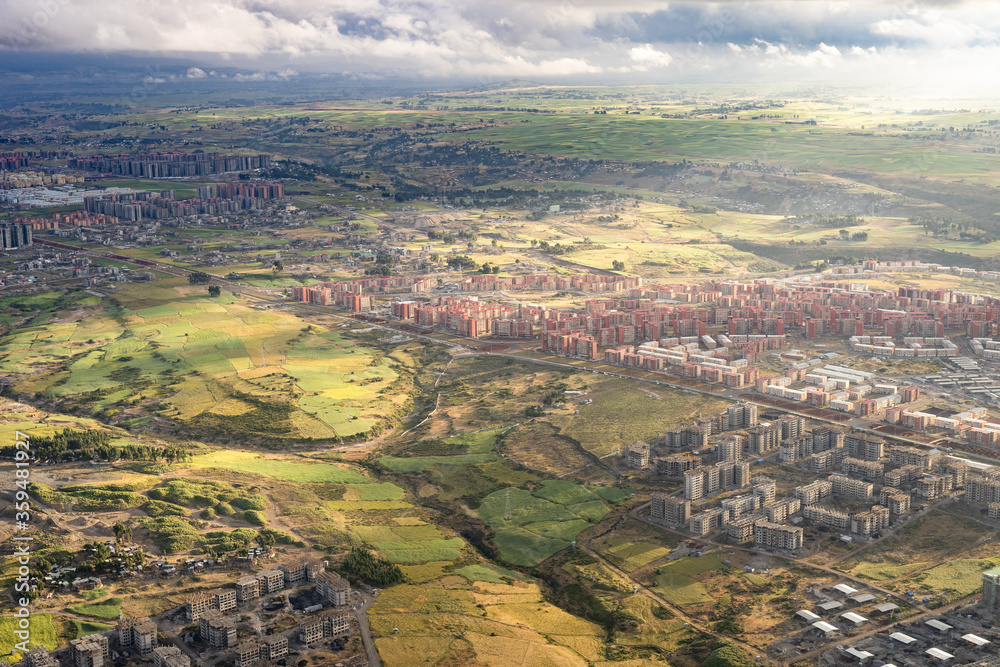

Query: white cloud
left=628, top=43, right=672, bottom=69
left=0, top=0, right=998, bottom=90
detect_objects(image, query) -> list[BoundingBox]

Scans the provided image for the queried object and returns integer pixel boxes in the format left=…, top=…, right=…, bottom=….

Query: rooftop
left=926, top=647, right=954, bottom=660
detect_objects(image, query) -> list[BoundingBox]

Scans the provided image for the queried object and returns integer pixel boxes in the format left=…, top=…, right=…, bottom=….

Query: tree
left=188, top=271, right=210, bottom=284
left=113, top=522, right=132, bottom=544
left=272, top=260, right=283, bottom=273
left=208, top=285, right=221, bottom=297
left=612, top=260, right=625, bottom=271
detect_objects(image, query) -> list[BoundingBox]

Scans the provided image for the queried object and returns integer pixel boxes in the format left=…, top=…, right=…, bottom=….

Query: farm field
left=368, top=578, right=607, bottom=667
left=835, top=510, right=993, bottom=593
left=0, top=614, right=57, bottom=665
left=546, top=381, right=730, bottom=458
left=476, top=480, right=612, bottom=567
left=0, top=280, right=412, bottom=441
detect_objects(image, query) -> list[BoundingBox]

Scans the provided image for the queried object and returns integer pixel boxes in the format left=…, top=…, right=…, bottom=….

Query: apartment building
left=656, top=453, right=699, bottom=477
left=810, top=447, right=846, bottom=472
left=152, top=646, right=190, bottom=667
left=766, top=497, right=801, bottom=523
left=280, top=561, right=308, bottom=587
left=829, top=474, right=874, bottom=500
left=726, top=402, right=759, bottom=430
left=627, top=442, right=651, bottom=468
left=879, top=488, right=911, bottom=517
left=235, top=575, right=259, bottom=603
left=299, top=610, right=351, bottom=645
left=752, top=477, right=777, bottom=504
left=650, top=493, right=690, bottom=525
left=256, top=569, right=285, bottom=595
left=747, top=422, right=781, bottom=457
left=845, top=434, right=885, bottom=461
left=184, top=589, right=236, bottom=622
left=70, top=635, right=108, bottom=667
left=315, top=571, right=351, bottom=607
left=689, top=507, right=726, bottom=536
left=235, top=635, right=288, bottom=667
left=727, top=516, right=758, bottom=543
left=803, top=505, right=851, bottom=530
left=889, top=446, right=934, bottom=468
left=117, top=616, right=157, bottom=655
left=200, top=610, right=237, bottom=649
left=22, top=647, right=58, bottom=667
left=754, top=521, right=804, bottom=551
left=851, top=506, right=891, bottom=537
left=967, top=471, right=1000, bottom=504
left=915, top=474, right=953, bottom=500
left=795, top=480, right=833, bottom=505
left=842, top=457, right=884, bottom=481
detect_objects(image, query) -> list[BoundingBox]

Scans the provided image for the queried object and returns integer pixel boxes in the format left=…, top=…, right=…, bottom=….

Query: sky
left=1, top=0, right=998, bottom=95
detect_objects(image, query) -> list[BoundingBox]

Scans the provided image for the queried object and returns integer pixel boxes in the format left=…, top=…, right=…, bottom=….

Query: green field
left=600, top=538, right=671, bottom=572
left=0, top=281, right=409, bottom=440
left=0, top=614, right=57, bottom=664
left=547, top=382, right=730, bottom=457
left=379, top=428, right=505, bottom=473
left=188, top=450, right=372, bottom=483
left=70, top=620, right=114, bottom=639
left=66, top=597, right=124, bottom=620
left=477, top=481, right=610, bottom=567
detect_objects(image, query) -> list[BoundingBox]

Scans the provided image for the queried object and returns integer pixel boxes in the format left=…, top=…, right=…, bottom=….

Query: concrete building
left=315, top=570, right=351, bottom=606
left=199, top=610, right=237, bottom=649
left=280, top=561, right=309, bottom=587
left=656, top=453, right=699, bottom=477
left=689, top=507, right=726, bottom=536
left=184, top=589, right=236, bottom=622
left=726, top=402, right=758, bottom=429
left=726, top=516, right=758, bottom=543
left=152, top=646, right=190, bottom=667
left=766, top=497, right=802, bottom=523
left=117, top=616, right=157, bottom=654
left=234, top=637, right=288, bottom=667
left=803, top=505, right=850, bottom=530
left=842, top=457, right=884, bottom=481
left=845, top=433, right=885, bottom=461
left=983, top=565, right=1000, bottom=612
left=752, top=476, right=777, bottom=504
left=795, top=480, right=833, bottom=505
left=256, top=569, right=285, bottom=595
left=754, top=521, right=804, bottom=550
left=829, top=474, right=874, bottom=500
left=851, top=506, right=890, bottom=536
left=235, top=575, right=260, bottom=603
left=70, top=635, right=109, bottom=667
left=650, top=493, right=690, bottom=525
left=627, top=442, right=651, bottom=468
left=299, top=609, right=351, bottom=645
left=22, top=647, right=58, bottom=667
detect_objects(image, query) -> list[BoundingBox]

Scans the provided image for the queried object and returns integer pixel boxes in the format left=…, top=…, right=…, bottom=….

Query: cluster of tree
left=611, top=260, right=626, bottom=271
left=446, top=255, right=479, bottom=270
left=427, top=229, right=457, bottom=244
left=364, top=265, right=393, bottom=276
left=838, top=229, right=869, bottom=241
left=479, top=262, right=501, bottom=274
left=912, top=216, right=996, bottom=243
left=188, top=271, right=211, bottom=284
left=344, top=546, right=405, bottom=586
left=0, top=427, right=190, bottom=463
left=784, top=213, right=864, bottom=228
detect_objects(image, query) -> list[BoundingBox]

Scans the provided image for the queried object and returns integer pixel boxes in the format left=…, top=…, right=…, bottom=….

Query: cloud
left=628, top=43, right=672, bottom=69
left=0, top=0, right=997, bottom=90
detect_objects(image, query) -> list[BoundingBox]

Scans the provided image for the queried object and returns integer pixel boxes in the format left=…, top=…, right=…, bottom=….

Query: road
left=351, top=591, right=382, bottom=667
